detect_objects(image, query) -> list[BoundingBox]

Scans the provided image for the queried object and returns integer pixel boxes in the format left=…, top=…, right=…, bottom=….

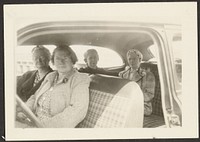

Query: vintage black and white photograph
left=4, top=2, right=198, bottom=140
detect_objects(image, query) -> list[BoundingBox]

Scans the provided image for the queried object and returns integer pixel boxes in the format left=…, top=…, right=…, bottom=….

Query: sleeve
left=78, top=67, right=85, bottom=73
left=25, top=95, right=36, bottom=111
left=118, top=66, right=130, bottom=78
left=118, top=70, right=125, bottom=78
left=17, top=71, right=30, bottom=95
left=142, top=71, right=155, bottom=102
left=42, top=74, right=91, bottom=128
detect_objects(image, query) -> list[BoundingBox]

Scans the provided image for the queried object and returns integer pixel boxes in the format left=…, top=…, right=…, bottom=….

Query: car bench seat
left=77, top=74, right=144, bottom=128
left=141, top=63, right=165, bottom=128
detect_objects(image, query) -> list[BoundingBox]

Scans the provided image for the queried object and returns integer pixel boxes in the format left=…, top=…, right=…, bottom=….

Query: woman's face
left=32, top=50, right=49, bottom=69
left=85, top=53, right=98, bottom=69
left=127, top=53, right=141, bottom=70
left=54, top=50, right=73, bottom=73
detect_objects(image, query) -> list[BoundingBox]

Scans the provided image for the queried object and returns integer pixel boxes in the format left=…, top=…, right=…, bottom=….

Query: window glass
left=16, top=45, right=56, bottom=76
left=148, top=37, right=182, bottom=84
left=148, top=44, right=158, bottom=62
left=70, top=45, right=123, bottom=69
left=172, top=35, right=182, bottom=83
left=16, top=45, right=123, bottom=76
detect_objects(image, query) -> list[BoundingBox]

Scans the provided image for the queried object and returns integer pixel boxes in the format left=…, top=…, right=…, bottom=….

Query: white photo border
left=4, top=2, right=198, bottom=140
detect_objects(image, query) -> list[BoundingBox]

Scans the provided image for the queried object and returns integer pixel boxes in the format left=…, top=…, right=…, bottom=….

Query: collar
left=129, top=68, right=139, bottom=73
left=128, top=67, right=146, bottom=76
left=54, top=69, right=76, bottom=84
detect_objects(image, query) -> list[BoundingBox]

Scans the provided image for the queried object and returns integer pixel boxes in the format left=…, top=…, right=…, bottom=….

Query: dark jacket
left=17, top=67, right=53, bottom=102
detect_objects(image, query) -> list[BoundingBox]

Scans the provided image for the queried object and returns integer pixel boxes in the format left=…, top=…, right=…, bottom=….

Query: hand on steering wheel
left=16, top=112, right=32, bottom=124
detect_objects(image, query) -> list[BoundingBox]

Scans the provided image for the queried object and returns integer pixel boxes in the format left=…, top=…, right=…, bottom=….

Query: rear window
left=16, top=45, right=123, bottom=75
left=70, top=45, right=123, bottom=69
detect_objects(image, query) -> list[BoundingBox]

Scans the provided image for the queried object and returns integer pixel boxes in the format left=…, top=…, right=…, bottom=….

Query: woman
left=79, top=49, right=105, bottom=74
left=79, top=49, right=118, bottom=76
left=119, top=49, right=155, bottom=116
left=17, top=45, right=53, bottom=102
left=17, top=45, right=90, bottom=128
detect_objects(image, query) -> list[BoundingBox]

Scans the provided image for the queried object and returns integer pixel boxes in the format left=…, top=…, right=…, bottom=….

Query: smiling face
left=32, top=50, right=50, bottom=69
left=54, top=50, right=73, bottom=73
left=85, top=51, right=99, bottom=69
left=127, top=53, right=141, bottom=70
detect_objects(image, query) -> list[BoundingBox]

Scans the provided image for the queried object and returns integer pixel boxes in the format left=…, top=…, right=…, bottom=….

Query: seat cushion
left=77, top=74, right=144, bottom=128
left=77, top=89, right=132, bottom=128
left=143, top=114, right=165, bottom=128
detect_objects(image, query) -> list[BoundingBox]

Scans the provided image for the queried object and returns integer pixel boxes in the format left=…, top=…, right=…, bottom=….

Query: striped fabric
left=77, top=89, right=131, bottom=128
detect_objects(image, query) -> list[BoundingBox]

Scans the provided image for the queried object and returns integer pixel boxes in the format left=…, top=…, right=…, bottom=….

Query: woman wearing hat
left=119, top=49, right=155, bottom=116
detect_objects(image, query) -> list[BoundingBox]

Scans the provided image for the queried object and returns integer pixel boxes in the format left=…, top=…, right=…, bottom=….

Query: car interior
left=17, top=22, right=166, bottom=128
left=76, top=74, right=144, bottom=128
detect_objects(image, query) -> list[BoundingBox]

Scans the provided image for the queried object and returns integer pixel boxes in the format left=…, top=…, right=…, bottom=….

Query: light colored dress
left=26, top=69, right=91, bottom=128
left=119, top=67, right=155, bottom=116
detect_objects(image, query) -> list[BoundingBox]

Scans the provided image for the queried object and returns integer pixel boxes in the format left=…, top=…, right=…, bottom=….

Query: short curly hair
left=83, top=49, right=99, bottom=60
left=127, top=49, right=143, bottom=62
left=51, top=45, right=78, bottom=65
left=32, top=45, right=51, bottom=62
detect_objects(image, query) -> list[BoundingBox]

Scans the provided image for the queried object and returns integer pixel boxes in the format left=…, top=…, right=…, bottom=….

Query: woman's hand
left=16, top=112, right=35, bottom=128
left=16, top=112, right=33, bottom=125
left=16, top=112, right=27, bottom=121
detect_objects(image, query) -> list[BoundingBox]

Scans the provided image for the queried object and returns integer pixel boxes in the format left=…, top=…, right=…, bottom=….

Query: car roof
left=17, top=21, right=181, bottom=62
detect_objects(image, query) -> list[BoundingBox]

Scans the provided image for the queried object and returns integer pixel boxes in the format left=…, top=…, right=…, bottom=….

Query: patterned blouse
left=34, top=73, right=69, bottom=121
left=35, top=90, right=52, bottom=121
left=26, top=70, right=91, bottom=127
left=33, top=71, right=41, bottom=87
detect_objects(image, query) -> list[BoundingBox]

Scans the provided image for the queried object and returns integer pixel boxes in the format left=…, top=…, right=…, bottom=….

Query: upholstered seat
left=77, top=62, right=166, bottom=128
left=143, top=115, right=165, bottom=128
left=141, top=62, right=165, bottom=128
left=77, top=74, right=144, bottom=128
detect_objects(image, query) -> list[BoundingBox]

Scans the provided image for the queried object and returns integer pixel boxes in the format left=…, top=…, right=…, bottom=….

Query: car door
left=149, top=24, right=182, bottom=128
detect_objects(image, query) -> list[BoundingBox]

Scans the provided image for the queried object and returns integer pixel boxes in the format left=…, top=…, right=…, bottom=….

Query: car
left=4, top=3, right=199, bottom=140
left=16, top=20, right=182, bottom=128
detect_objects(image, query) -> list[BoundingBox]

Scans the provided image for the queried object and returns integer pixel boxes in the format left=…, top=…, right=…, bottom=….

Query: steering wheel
left=15, top=95, right=44, bottom=128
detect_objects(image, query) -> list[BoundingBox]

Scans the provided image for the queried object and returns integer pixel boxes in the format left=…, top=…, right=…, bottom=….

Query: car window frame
left=70, top=44, right=124, bottom=69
